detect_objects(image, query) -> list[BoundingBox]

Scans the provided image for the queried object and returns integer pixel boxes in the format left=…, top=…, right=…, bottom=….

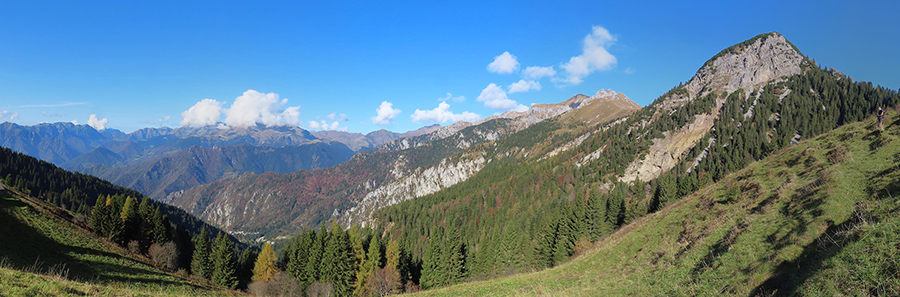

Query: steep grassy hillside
left=417, top=115, right=900, bottom=296
left=0, top=188, right=236, bottom=296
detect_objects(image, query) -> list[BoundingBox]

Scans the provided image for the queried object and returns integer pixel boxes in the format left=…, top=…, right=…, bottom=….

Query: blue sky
left=1, top=1, right=897, bottom=133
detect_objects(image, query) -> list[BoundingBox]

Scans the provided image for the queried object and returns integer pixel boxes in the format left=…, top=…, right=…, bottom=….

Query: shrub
left=149, top=242, right=180, bottom=270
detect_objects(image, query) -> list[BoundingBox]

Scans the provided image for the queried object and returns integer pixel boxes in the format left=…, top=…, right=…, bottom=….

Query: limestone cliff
left=620, top=32, right=805, bottom=182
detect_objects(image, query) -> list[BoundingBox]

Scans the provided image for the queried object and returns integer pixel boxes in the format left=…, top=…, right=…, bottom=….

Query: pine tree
left=286, top=230, right=312, bottom=280
left=321, top=225, right=354, bottom=296
left=191, top=227, right=212, bottom=279
left=302, top=226, right=328, bottom=287
left=211, top=232, right=238, bottom=289
left=152, top=207, right=171, bottom=244
left=120, top=196, right=142, bottom=249
left=443, top=228, right=466, bottom=285
left=252, top=242, right=278, bottom=283
left=420, top=228, right=443, bottom=289
left=238, top=247, right=258, bottom=289
left=354, top=234, right=380, bottom=296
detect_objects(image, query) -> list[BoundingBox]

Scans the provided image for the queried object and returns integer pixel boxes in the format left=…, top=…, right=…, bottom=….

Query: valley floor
left=415, top=118, right=900, bottom=296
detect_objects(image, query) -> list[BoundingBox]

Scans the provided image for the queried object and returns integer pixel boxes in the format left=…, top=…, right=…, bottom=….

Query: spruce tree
left=321, top=225, right=354, bottom=296
left=287, top=230, right=312, bottom=279
left=354, top=234, right=380, bottom=296
left=238, top=247, right=258, bottom=289
left=211, top=231, right=238, bottom=289
left=443, top=228, right=466, bottom=285
left=152, top=207, right=171, bottom=244
left=191, top=227, right=212, bottom=279
left=302, top=226, right=328, bottom=287
left=252, top=242, right=277, bottom=283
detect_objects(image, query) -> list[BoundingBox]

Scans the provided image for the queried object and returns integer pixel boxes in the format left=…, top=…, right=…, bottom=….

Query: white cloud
left=224, top=90, right=300, bottom=127
left=523, top=66, right=557, bottom=79
left=282, top=106, right=301, bottom=126
left=558, top=26, right=617, bottom=85
left=487, top=51, right=519, bottom=74
left=71, top=119, right=78, bottom=125
left=477, top=83, right=524, bottom=110
left=438, top=93, right=465, bottom=103
left=371, top=101, right=401, bottom=125
left=160, top=115, right=171, bottom=123
left=307, top=120, right=347, bottom=131
left=625, top=67, right=636, bottom=74
left=180, top=98, right=225, bottom=127
left=179, top=90, right=302, bottom=128
left=87, top=114, right=108, bottom=131
left=508, top=80, right=541, bottom=94
left=411, top=102, right=480, bottom=124
left=0, top=110, right=18, bottom=121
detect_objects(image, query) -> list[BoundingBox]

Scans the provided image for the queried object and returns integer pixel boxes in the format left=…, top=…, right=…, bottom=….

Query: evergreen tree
left=238, top=247, right=258, bottom=289
left=443, top=228, right=466, bottom=285
left=152, top=206, right=171, bottom=244
left=252, top=242, right=278, bottom=283
left=355, top=233, right=381, bottom=296
left=420, top=228, right=443, bottom=289
left=286, top=230, right=312, bottom=280
left=191, top=227, right=212, bottom=279
left=321, top=225, right=354, bottom=296
left=302, top=225, right=328, bottom=287
left=211, top=231, right=238, bottom=289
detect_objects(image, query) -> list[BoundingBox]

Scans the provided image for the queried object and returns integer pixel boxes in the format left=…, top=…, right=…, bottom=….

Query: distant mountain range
left=162, top=88, right=642, bottom=238
left=0, top=121, right=439, bottom=200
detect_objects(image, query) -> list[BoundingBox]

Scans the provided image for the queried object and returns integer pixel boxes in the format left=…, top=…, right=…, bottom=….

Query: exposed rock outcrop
left=620, top=32, right=805, bottom=183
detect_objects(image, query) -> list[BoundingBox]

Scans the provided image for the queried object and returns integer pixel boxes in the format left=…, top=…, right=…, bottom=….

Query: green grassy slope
left=416, top=116, right=900, bottom=296
left=0, top=188, right=236, bottom=297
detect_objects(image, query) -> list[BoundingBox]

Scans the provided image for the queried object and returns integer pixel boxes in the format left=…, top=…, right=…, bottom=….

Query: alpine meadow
left=1, top=2, right=899, bottom=296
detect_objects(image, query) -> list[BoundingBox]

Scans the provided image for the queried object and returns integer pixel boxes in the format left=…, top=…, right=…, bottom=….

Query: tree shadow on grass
left=749, top=202, right=867, bottom=296
left=0, top=196, right=200, bottom=290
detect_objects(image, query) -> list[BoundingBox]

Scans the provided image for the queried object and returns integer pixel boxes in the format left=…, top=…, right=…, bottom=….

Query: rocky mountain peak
left=685, top=32, right=805, bottom=98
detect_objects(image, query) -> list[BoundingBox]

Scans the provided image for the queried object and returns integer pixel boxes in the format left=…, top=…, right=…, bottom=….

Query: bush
left=306, top=281, right=334, bottom=297
left=127, top=240, right=141, bottom=255
left=248, top=272, right=302, bottom=297
left=366, top=266, right=401, bottom=296
left=149, top=242, right=180, bottom=270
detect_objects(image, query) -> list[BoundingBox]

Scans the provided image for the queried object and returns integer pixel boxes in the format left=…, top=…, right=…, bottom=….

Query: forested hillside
left=0, top=145, right=264, bottom=290
left=417, top=109, right=900, bottom=296
left=0, top=182, right=237, bottom=296
left=371, top=32, right=900, bottom=289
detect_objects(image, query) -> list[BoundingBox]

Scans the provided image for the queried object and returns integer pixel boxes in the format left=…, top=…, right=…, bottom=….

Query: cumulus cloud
left=282, top=106, right=301, bottom=126
left=224, top=90, right=300, bottom=127
left=476, top=83, right=527, bottom=111
left=411, top=102, right=480, bottom=124
left=179, top=90, right=302, bottom=128
left=180, top=98, right=225, bottom=127
left=438, top=93, right=465, bottom=103
left=307, top=120, right=347, bottom=131
left=371, top=101, right=401, bottom=125
left=487, top=51, right=519, bottom=74
left=508, top=80, right=541, bottom=94
left=0, top=110, right=18, bottom=121
left=558, top=26, right=617, bottom=85
left=523, top=66, right=557, bottom=79
left=87, top=114, right=108, bottom=130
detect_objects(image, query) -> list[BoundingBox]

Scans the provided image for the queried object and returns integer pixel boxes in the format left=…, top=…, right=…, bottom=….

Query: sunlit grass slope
left=0, top=188, right=237, bottom=297
left=418, top=117, right=900, bottom=296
